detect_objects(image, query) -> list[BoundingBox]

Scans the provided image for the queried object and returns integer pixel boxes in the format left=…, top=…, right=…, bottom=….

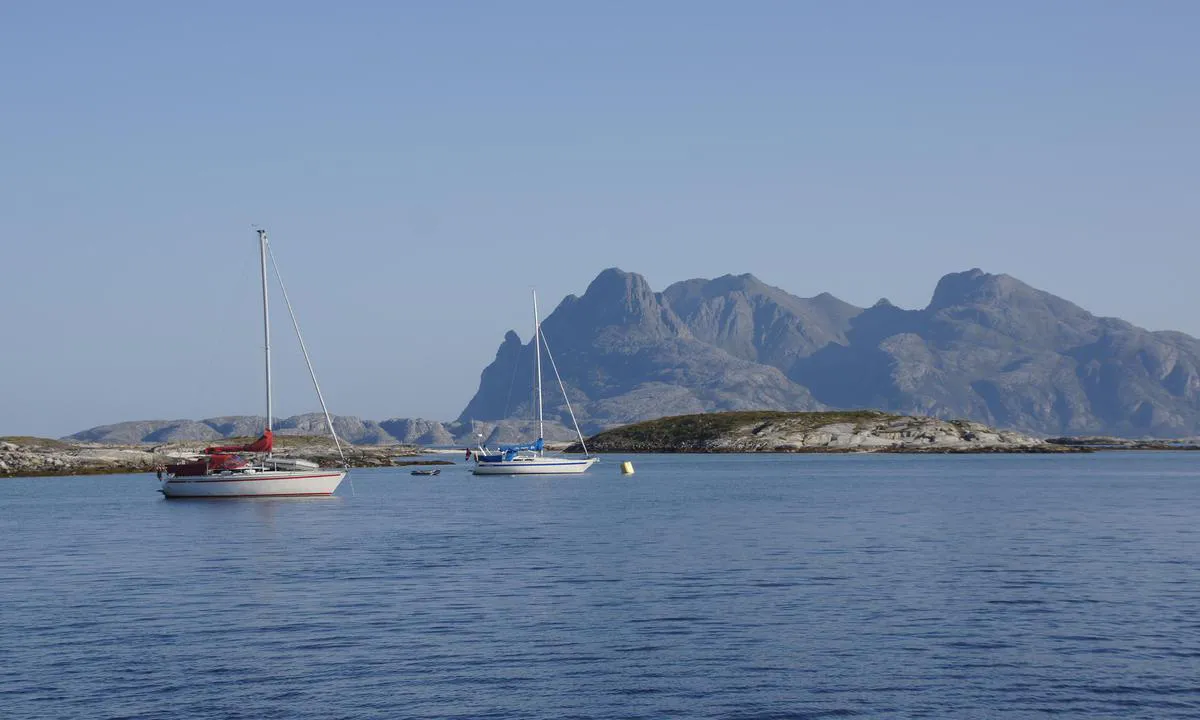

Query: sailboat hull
left=472, top=457, right=598, bottom=475
left=161, top=470, right=346, bottom=498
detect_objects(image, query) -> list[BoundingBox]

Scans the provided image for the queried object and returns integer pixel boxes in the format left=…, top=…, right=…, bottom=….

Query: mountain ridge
left=66, top=267, right=1200, bottom=441
left=461, top=267, right=1200, bottom=438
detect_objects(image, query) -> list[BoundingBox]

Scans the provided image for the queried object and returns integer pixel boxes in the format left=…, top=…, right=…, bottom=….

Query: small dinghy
left=410, top=468, right=441, bottom=476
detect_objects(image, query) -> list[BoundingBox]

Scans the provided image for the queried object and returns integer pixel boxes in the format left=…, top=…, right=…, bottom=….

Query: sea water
left=2, top=453, right=1199, bottom=718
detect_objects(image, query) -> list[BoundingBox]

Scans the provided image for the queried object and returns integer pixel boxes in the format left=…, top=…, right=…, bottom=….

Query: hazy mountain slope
left=457, top=268, right=823, bottom=433
left=663, top=273, right=863, bottom=370
left=68, top=414, right=404, bottom=445
left=462, top=267, right=1200, bottom=437
left=790, top=269, right=1200, bottom=436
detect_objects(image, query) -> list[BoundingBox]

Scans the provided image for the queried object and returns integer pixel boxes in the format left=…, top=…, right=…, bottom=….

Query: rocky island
left=567, top=411, right=1079, bottom=453
left=0, top=435, right=443, bottom=478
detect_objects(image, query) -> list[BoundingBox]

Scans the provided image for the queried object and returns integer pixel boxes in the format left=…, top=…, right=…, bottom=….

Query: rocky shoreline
left=8, top=413, right=1200, bottom=477
left=1045, top=436, right=1200, bottom=451
left=0, top=436, right=448, bottom=478
left=567, top=411, right=1090, bottom=454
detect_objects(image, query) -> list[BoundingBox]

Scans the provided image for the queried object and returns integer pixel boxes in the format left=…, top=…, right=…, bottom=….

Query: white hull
left=472, top=457, right=598, bottom=475
left=161, top=469, right=346, bottom=498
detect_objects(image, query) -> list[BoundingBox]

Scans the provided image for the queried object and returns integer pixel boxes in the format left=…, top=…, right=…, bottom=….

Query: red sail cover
left=204, top=429, right=273, bottom=455
left=206, top=453, right=248, bottom=471
left=166, top=454, right=249, bottom=476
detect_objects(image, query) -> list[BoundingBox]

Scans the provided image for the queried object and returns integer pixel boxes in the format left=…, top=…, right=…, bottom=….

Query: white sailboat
left=472, top=291, right=598, bottom=476
left=160, top=229, right=348, bottom=498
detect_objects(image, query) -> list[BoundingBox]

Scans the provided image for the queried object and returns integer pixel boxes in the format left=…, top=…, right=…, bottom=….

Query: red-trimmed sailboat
left=160, top=229, right=347, bottom=498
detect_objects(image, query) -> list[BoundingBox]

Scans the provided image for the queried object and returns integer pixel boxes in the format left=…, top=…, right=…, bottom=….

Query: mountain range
left=68, top=267, right=1200, bottom=443
left=460, top=267, right=1200, bottom=438
left=68, top=414, right=456, bottom=446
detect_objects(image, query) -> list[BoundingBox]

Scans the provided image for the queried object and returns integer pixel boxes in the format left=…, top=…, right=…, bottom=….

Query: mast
left=258, top=229, right=272, bottom=440
left=533, top=289, right=543, bottom=448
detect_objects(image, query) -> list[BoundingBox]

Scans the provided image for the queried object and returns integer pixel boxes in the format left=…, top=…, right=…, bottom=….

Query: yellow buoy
left=621, top=461, right=635, bottom=475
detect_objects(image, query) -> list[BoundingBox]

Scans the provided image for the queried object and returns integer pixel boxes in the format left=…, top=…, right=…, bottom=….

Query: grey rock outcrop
left=202, top=416, right=270, bottom=438
left=275, top=413, right=398, bottom=445
left=379, top=418, right=455, bottom=446
left=143, top=421, right=223, bottom=443
left=1, top=438, right=162, bottom=476
left=70, top=420, right=193, bottom=444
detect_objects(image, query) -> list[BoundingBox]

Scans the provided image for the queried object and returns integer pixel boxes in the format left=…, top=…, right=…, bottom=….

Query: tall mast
left=258, top=229, right=272, bottom=436
left=533, top=289, right=543, bottom=447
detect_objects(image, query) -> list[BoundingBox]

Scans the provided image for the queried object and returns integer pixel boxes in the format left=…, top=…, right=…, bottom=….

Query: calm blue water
left=3, top=453, right=1200, bottom=719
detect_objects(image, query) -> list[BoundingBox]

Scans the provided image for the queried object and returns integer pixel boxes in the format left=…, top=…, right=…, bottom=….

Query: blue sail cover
left=499, top=438, right=544, bottom=452
left=478, top=437, right=544, bottom=463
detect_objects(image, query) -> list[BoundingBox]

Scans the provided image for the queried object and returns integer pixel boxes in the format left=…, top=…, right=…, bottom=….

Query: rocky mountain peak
left=582, top=267, right=653, bottom=304
left=707, top=273, right=767, bottom=295
left=661, top=273, right=768, bottom=318
left=927, top=268, right=1042, bottom=311
left=563, top=267, right=684, bottom=340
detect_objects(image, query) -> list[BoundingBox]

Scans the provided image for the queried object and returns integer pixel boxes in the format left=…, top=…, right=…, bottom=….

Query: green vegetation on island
left=567, top=410, right=1074, bottom=453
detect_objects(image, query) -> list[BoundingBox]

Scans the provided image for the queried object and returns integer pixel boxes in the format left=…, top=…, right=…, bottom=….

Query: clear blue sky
left=3, top=1, right=1198, bottom=437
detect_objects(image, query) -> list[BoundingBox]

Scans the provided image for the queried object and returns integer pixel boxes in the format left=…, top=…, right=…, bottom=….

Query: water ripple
left=4, top=454, right=1200, bottom=718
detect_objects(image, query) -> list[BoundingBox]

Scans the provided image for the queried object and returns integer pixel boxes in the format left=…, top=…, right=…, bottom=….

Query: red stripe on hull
left=161, top=492, right=334, bottom=499
left=165, top=472, right=343, bottom=484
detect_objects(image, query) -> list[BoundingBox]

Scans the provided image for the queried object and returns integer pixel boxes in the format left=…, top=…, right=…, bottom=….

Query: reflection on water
left=2, top=453, right=1200, bottom=719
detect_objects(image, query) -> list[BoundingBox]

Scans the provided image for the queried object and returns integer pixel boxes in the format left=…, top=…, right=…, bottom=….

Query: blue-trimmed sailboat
left=472, top=291, right=598, bottom=476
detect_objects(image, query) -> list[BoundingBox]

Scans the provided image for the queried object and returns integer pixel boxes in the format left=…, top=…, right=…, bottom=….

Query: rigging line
left=539, top=331, right=590, bottom=457
left=265, top=241, right=350, bottom=479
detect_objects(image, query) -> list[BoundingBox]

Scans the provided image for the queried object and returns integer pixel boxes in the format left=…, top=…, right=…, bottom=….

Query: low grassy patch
left=585, top=410, right=898, bottom=449
left=0, top=436, right=74, bottom=450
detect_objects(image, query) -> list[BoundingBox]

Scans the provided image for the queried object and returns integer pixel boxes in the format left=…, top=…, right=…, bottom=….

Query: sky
left=2, top=1, right=1198, bottom=437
